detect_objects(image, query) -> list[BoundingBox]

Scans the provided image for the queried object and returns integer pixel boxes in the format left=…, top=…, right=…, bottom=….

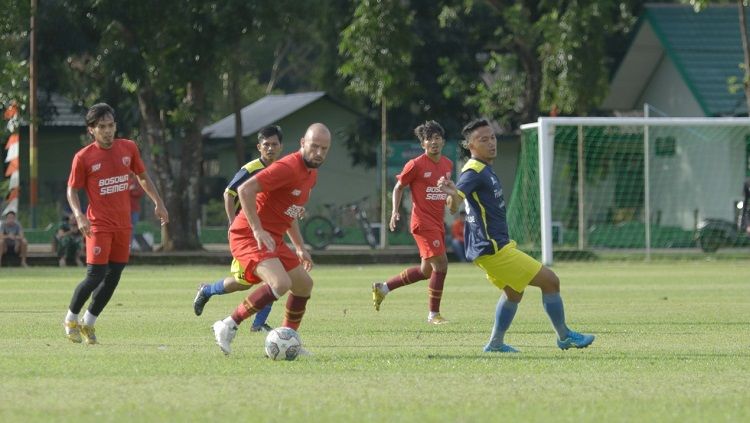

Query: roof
left=18, top=93, right=85, bottom=127
left=202, top=92, right=329, bottom=139
left=604, top=4, right=749, bottom=116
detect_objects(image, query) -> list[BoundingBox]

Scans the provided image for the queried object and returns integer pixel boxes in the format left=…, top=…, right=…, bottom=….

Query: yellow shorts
left=474, top=240, right=543, bottom=293
left=230, top=258, right=253, bottom=286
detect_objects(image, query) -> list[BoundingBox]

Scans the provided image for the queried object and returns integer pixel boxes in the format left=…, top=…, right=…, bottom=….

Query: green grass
left=1, top=261, right=749, bottom=422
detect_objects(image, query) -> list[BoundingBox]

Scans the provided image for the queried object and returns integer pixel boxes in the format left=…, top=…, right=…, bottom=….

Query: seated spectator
left=57, top=219, right=84, bottom=267
left=450, top=211, right=467, bottom=262
left=52, top=215, right=72, bottom=253
left=0, top=211, right=29, bottom=267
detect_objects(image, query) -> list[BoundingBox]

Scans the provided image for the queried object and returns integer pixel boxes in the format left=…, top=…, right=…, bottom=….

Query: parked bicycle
left=302, top=196, right=378, bottom=250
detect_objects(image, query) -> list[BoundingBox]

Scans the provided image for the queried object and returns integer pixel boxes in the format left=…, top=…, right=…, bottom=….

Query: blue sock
left=488, top=294, right=518, bottom=347
left=252, top=304, right=273, bottom=328
left=202, top=280, right=226, bottom=298
left=542, top=292, right=569, bottom=340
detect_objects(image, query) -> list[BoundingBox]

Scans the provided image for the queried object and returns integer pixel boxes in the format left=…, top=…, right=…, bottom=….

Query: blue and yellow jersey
left=224, top=158, right=268, bottom=215
left=455, top=158, right=510, bottom=261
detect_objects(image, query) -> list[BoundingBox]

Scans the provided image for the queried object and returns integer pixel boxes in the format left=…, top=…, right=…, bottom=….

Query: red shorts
left=86, top=229, right=131, bottom=264
left=413, top=228, right=446, bottom=259
left=230, top=230, right=301, bottom=285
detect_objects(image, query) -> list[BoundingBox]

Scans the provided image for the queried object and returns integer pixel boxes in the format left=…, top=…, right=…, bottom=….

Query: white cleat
left=212, top=320, right=237, bottom=355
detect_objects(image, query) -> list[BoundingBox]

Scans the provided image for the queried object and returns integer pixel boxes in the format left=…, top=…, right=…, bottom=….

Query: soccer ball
left=264, top=327, right=302, bottom=361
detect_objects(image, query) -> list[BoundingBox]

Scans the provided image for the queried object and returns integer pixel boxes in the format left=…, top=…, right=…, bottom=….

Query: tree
left=339, top=0, right=416, bottom=248
left=438, top=0, right=628, bottom=131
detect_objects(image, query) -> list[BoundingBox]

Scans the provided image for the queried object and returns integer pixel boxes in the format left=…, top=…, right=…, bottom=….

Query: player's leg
left=528, top=265, right=595, bottom=350
left=80, top=231, right=131, bottom=344
left=484, top=287, right=523, bottom=353
left=213, top=258, right=288, bottom=354
left=63, top=231, right=112, bottom=343
left=425, top=252, right=449, bottom=324
left=193, top=265, right=251, bottom=316
left=371, top=231, right=432, bottom=311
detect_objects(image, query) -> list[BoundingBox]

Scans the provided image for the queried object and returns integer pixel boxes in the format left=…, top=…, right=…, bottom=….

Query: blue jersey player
left=438, top=118, right=595, bottom=353
left=193, top=125, right=283, bottom=332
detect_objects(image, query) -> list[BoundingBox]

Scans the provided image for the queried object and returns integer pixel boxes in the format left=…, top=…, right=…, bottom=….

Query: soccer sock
left=65, top=310, right=78, bottom=323
left=427, top=271, right=447, bottom=313
left=542, top=292, right=569, bottom=340
left=385, top=266, right=426, bottom=291
left=88, top=262, right=126, bottom=316
left=204, top=279, right=226, bottom=297
left=252, top=304, right=273, bottom=328
left=68, top=264, right=108, bottom=314
left=82, top=310, right=97, bottom=327
left=488, top=294, right=518, bottom=347
left=282, top=294, right=309, bottom=331
left=231, top=284, right=278, bottom=325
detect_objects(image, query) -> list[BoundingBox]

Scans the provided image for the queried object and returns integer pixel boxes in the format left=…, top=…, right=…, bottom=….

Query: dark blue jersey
left=455, top=158, right=510, bottom=261
left=225, top=158, right=268, bottom=215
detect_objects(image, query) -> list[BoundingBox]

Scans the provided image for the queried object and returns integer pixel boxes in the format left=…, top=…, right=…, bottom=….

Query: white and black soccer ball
left=264, top=327, right=302, bottom=361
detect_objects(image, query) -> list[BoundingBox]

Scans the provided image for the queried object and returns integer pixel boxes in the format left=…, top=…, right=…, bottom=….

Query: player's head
left=300, top=123, right=331, bottom=168
left=461, top=118, right=496, bottom=162
left=257, top=125, right=283, bottom=163
left=415, top=120, right=445, bottom=158
left=86, top=103, right=116, bottom=149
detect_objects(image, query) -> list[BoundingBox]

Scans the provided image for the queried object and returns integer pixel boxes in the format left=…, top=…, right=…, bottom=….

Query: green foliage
left=338, top=0, right=416, bottom=105
left=1, top=262, right=750, bottom=421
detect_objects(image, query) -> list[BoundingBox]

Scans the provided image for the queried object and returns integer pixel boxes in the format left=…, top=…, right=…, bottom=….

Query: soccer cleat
left=64, top=320, right=82, bottom=343
left=212, top=320, right=237, bottom=355
left=483, top=343, right=519, bottom=353
left=193, top=284, right=210, bottom=316
left=557, top=330, right=595, bottom=350
left=427, top=314, right=449, bottom=325
left=372, top=282, right=386, bottom=311
left=80, top=324, right=97, bottom=345
left=250, top=323, right=273, bottom=333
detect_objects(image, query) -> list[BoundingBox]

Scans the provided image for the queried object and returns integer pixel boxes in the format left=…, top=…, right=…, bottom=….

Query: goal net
left=515, top=117, right=750, bottom=264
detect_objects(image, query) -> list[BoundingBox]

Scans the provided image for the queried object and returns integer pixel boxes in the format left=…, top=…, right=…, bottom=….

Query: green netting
left=513, top=123, right=750, bottom=253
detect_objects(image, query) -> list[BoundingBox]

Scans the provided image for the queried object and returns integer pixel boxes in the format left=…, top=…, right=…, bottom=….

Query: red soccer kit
left=397, top=154, right=453, bottom=258
left=229, top=151, right=317, bottom=283
left=68, top=139, right=146, bottom=264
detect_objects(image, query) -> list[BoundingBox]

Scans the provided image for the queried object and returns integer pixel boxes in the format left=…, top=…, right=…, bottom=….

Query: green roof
left=644, top=4, right=749, bottom=116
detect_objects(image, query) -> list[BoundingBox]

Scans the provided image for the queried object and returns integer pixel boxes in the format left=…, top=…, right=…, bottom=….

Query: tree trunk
left=516, top=40, right=542, bottom=125
left=380, top=95, right=388, bottom=249
left=230, top=56, right=245, bottom=168
left=738, top=0, right=750, bottom=114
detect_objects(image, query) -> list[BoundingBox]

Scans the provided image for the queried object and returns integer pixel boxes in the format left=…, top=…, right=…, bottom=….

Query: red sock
left=282, top=294, right=309, bottom=331
left=231, top=284, right=277, bottom=324
left=428, top=271, right=446, bottom=313
left=385, top=266, right=426, bottom=291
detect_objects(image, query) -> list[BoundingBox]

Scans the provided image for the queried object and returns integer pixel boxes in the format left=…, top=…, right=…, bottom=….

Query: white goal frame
left=520, top=116, right=750, bottom=265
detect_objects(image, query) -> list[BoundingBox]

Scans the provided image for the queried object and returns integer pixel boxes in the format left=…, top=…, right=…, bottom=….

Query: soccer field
left=1, top=261, right=749, bottom=422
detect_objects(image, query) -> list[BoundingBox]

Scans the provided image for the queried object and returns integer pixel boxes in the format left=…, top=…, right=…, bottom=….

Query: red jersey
left=68, top=139, right=146, bottom=231
left=397, top=154, right=453, bottom=232
left=230, top=151, right=317, bottom=239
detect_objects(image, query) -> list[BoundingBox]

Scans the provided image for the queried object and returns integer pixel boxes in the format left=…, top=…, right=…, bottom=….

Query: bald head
left=300, top=123, right=331, bottom=168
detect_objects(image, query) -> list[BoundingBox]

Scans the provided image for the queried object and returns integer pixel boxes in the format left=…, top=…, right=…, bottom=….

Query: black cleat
left=193, top=284, right=210, bottom=316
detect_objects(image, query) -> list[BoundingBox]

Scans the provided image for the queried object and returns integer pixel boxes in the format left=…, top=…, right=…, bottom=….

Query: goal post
left=517, top=117, right=750, bottom=265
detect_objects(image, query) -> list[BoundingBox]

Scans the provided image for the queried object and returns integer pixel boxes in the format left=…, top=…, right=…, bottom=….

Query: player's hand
left=437, top=176, right=457, bottom=195
left=254, top=228, right=276, bottom=251
left=75, top=214, right=92, bottom=237
left=389, top=212, right=400, bottom=232
left=296, top=247, right=313, bottom=272
left=154, top=204, right=169, bottom=226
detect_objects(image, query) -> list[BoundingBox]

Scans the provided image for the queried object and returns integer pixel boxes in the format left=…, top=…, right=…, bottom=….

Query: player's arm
left=390, top=180, right=406, bottom=232
left=224, top=168, right=251, bottom=225
left=438, top=176, right=462, bottom=215
left=136, top=172, right=169, bottom=226
left=287, top=219, right=313, bottom=271
left=237, top=177, right=276, bottom=251
left=223, top=191, right=236, bottom=224
left=67, top=187, right=92, bottom=237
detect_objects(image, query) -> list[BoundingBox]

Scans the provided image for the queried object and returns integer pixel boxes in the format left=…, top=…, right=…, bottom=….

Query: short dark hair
left=461, top=118, right=491, bottom=139
left=4, top=211, right=16, bottom=217
left=414, top=120, right=444, bottom=141
left=85, top=103, right=115, bottom=127
left=258, top=125, right=283, bottom=143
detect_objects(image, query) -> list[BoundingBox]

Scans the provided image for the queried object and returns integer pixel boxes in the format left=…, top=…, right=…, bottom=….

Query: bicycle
left=302, top=196, right=378, bottom=250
